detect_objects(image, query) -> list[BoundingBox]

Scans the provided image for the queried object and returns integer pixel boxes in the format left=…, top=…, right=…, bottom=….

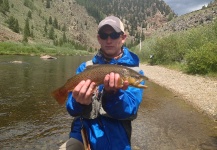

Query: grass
left=0, top=42, right=92, bottom=56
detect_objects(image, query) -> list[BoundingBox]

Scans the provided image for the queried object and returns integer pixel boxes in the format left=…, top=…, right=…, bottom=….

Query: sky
left=163, top=0, right=214, bottom=15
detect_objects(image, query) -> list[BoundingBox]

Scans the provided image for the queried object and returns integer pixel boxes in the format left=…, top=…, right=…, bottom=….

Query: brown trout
left=52, top=64, right=148, bottom=105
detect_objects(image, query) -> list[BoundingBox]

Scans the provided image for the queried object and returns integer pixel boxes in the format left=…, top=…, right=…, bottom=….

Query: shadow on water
left=0, top=55, right=216, bottom=150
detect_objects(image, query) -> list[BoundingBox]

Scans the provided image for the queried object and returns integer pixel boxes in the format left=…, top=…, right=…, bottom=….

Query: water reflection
left=0, top=55, right=92, bottom=149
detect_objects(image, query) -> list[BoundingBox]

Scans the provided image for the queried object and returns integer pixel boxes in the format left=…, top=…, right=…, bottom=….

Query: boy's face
left=97, top=25, right=126, bottom=58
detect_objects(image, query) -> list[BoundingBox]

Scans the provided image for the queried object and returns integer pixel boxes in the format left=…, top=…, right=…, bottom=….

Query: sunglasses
left=99, top=32, right=122, bottom=40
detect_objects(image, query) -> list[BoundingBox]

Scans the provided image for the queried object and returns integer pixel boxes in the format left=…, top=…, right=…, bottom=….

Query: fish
left=51, top=64, right=148, bottom=105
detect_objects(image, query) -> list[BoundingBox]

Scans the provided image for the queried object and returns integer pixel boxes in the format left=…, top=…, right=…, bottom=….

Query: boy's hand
left=104, top=72, right=129, bottom=93
left=73, top=79, right=96, bottom=105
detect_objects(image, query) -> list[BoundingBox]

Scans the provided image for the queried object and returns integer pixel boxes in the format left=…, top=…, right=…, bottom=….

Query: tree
left=53, top=17, right=58, bottom=29
left=0, top=0, right=10, bottom=14
left=48, top=16, right=52, bottom=24
left=5, top=16, right=19, bottom=33
left=23, top=18, right=30, bottom=40
left=63, top=32, right=67, bottom=43
left=6, top=16, right=15, bottom=29
left=23, top=18, right=30, bottom=42
left=24, top=0, right=29, bottom=7
left=27, top=10, right=32, bottom=19
left=14, top=19, right=20, bottom=33
left=46, top=0, right=50, bottom=8
left=23, top=34, right=28, bottom=42
left=4, top=0, right=9, bottom=11
left=49, top=27, right=55, bottom=40
left=62, top=23, right=66, bottom=31
left=44, top=25, right=47, bottom=34
left=141, top=30, right=145, bottom=41
left=167, top=13, right=173, bottom=21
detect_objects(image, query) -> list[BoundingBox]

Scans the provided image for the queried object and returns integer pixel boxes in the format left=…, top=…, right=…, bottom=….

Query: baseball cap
left=98, top=16, right=124, bottom=33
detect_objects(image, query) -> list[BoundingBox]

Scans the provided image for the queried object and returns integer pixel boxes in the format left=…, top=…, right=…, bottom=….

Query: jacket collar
left=92, top=47, right=139, bottom=66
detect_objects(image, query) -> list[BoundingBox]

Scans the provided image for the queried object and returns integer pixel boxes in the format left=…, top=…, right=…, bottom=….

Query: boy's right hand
left=72, top=79, right=96, bottom=105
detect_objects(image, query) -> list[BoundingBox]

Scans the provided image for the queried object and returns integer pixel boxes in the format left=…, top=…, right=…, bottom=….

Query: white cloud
left=163, top=0, right=213, bottom=15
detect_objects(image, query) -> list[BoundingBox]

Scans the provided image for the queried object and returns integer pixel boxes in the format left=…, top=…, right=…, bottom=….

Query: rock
left=10, top=61, right=23, bottom=64
left=40, top=55, right=57, bottom=59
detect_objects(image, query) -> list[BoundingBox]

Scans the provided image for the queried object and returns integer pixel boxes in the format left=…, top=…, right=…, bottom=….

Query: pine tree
left=63, top=32, right=67, bottom=43
left=141, top=30, right=145, bottom=41
left=23, top=34, right=28, bottom=42
left=48, top=16, right=52, bottom=24
left=46, top=0, right=50, bottom=8
left=27, top=10, right=32, bottom=19
left=3, top=0, right=9, bottom=12
left=53, top=17, right=58, bottom=29
left=24, top=0, right=29, bottom=7
left=14, top=19, right=19, bottom=33
left=49, top=27, right=55, bottom=40
left=6, top=16, right=19, bottom=33
left=62, top=23, right=66, bottom=31
left=0, top=0, right=10, bottom=14
left=7, top=16, right=15, bottom=30
left=44, top=25, right=47, bottom=34
left=24, top=18, right=30, bottom=38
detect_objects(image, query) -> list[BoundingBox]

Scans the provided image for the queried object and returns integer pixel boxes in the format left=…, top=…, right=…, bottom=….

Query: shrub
left=149, top=34, right=186, bottom=64
left=185, top=42, right=217, bottom=74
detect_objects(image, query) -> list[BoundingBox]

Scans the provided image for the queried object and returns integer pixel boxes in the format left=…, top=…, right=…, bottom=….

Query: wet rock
left=40, top=55, right=57, bottom=60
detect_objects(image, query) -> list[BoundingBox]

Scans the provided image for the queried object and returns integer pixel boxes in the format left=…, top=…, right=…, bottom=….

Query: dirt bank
left=0, top=24, right=22, bottom=42
left=140, top=63, right=217, bottom=120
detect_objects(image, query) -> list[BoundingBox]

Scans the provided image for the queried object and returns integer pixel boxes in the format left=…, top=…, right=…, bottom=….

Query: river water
left=0, top=55, right=216, bottom=150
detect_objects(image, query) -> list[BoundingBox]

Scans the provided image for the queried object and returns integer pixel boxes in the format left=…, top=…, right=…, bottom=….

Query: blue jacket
left=66, top=47, right=145, bottom=150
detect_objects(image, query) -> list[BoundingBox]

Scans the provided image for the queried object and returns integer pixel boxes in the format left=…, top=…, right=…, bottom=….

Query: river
left=0, top=55, right=216, bottom=150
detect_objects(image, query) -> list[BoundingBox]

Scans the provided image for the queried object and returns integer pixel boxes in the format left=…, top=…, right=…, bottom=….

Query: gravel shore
left=140, top=63, right=217, bottom=120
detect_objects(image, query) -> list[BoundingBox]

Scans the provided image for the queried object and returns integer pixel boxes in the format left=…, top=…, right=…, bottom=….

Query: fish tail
left=51, top=87, right=68, bottom=105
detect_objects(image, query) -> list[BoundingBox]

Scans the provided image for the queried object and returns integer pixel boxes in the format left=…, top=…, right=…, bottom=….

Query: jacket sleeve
left=102, top=70, right=145, bottom=120
left=66, top=62, right=92, bottom=117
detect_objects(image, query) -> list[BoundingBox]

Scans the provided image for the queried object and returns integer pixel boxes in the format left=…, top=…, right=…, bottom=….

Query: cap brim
left=98, top=24, right=122, bottom=33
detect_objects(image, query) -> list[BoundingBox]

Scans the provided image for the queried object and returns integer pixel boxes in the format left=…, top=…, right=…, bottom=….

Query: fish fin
left=85, top=64, right=100, bottom=70
left=51, top=87, right=68, bottom=105
left=134, top=84, right=148, bottom=89
left=117, top=78, right=124, bottom=88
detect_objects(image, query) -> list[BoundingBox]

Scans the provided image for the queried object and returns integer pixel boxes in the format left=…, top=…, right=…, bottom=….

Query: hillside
left=155, top=1, right=217, bottom=36
left=0, top=0, right=175, bottom=49
left=1, top=0, right=217, bottom=50
left=0, top=0, right=98, bottom=48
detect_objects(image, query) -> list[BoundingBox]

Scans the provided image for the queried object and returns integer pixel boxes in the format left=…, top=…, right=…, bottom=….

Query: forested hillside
left=0, top=0, right=99, bottom=49
left=75, top=0, right=176, bottom=46
left=133, top=1, right=217, bottom=75
left=0, top=0, right=175, bottom=49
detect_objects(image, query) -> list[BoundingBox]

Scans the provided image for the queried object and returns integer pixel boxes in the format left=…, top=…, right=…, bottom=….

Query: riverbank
left=140, top=63, right=217, bottom=121
left=0, top=42, right=92, bottom=56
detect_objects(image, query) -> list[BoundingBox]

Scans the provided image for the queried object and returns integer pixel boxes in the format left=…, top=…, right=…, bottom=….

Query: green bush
left=148, top=34, right=187, bottom=64
left=185, top=42, right=217, bottom=74
left=134, top=19, right=217, bottom=76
